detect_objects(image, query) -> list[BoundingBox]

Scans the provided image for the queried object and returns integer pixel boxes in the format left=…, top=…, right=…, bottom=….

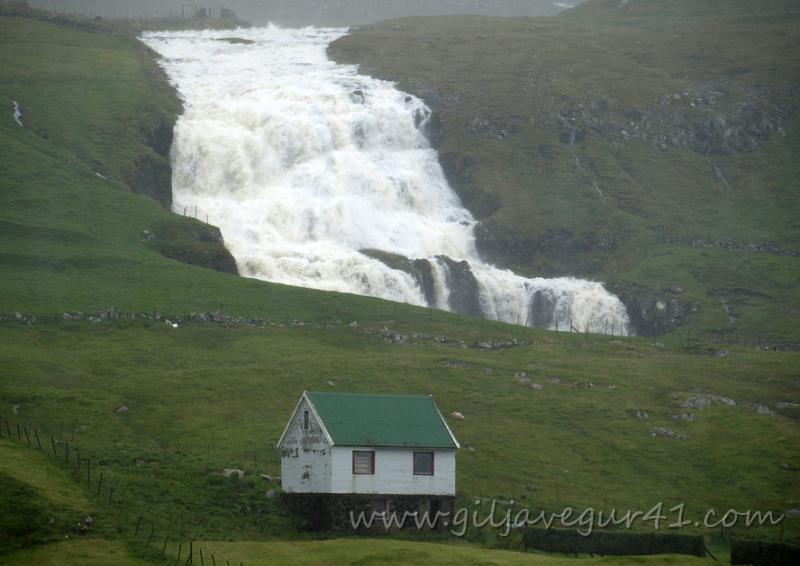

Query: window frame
left=413, top=451, right=435, bottom=476
left=303, top=410, right=310, bottom=431
left=352, top=450, right=375, bottom=475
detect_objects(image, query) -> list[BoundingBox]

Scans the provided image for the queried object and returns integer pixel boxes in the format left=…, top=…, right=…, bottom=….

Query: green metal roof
left=305, top=392, right=458, bottom=449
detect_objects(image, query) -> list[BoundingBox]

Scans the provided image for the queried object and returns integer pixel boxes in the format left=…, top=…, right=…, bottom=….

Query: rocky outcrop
left=148, top=222, right=238, bottom=275
left=360, top=249, right=436, bottom=306
left=554, top=83, right=791, bottom=156
left=610, top=284, right=696, bottom=337
left=528, top=289, right=557, bottom=329
left=436, top=256, right=482, bottom=317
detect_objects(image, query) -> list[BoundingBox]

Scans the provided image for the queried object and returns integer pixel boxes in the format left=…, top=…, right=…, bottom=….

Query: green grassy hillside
left=329, top=0, right=800, bottom=342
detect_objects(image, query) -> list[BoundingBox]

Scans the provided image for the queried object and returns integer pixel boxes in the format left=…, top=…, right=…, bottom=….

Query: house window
left=303, top=410, right=310, bottom=431
left=352, top=450, right=375, bottom=475
left=413, top=451, right=434, bottom=475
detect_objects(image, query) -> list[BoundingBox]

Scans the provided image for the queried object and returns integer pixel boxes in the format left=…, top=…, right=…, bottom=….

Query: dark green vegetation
left=1, top=2, right=799, bottom=564
left=523, top=527, right=706, bottom=557
left=330, top=0, right=800, bottom=341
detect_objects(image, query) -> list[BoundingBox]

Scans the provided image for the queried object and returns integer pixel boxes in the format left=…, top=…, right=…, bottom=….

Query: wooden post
left=51, top=435, right=57, bottom=456
left=146, top=526, right=156, bottom=547
left=200, top=548, right=205, bottom=566
left=34, top=429, right=42, bottom=450
left=178, top=543, right=182, bottom=562
left=65, top=440, right=69, bottom=464
left=97, top=472, right=104, bottom=495
left=23, top=425, right=31, bottom=445
left=16, top=423, right=21, bottom=440
left=162, top=537, right=169, bottom=555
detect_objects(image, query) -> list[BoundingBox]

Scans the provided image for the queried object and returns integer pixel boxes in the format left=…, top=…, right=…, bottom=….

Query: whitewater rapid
left=142, top=26, right=630, bottom=335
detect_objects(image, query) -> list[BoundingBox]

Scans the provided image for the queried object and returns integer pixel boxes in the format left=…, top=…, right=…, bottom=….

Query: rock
left=526, top=483, right=535, bottom=492
left=634, top=409, right=648, bottom=420
left=223, top=468, right=245, bottom=479
left=326, top=380, right=335, bottom=387
left=651, top=426, right=688, bottom=441
left=348, top=321, right=358, bottom=328
left=529, top=289, right=557, bottom=329
left=515, top=371, right=529, bottom=380
left=670, top=413, right=695, bottom=422
left=115, top=405, right=128, bottom=414
left=748, top=403, right=775, bottom=416
left=436, top=256, right=483, bottom=316
left=785, top=508, right=800, bottom=518
left=450, top=411, right=465, bottom=420
left=529, top=383, right=544, bottom=390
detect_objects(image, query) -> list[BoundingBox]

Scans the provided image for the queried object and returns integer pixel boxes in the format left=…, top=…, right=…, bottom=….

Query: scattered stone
left=223, top=468, right=245, bottom=479
left=483, top=367, right=494, bottom=375
left=715, top=350, right=731, bottom=358
left=650, top=426, right=688, bottom=441
left=681, top=394, right=736, bottom=410
left=547, top=376, right=562, bottom=384
left=115, top=405, right=128, bottom=414
left=526, top=483, right=536, bottom=492
left=74, top=515, right=93, bottom=535
left=443, top=361, right=472, bottom=369
left=325, top=380, right=335, bottom=387
left=515, top=371, right=529, bottom=380
left=450, top=411, right=465, bottom=420
left=670, top=413, right=695, bottom=422
left=785, top=508, right=800, bottom=518
left=663, top=287, right=685, bottom=294
left=12, top=404, right=20, bottom=415
left=529, top=383, right=544, bottom=390
left=748, top=403, right=775, bottom=416
left=634, top=409, right=648, bottom=420
left=348, top=321, right=358, bottom=328
left=776, top=402, right=798, bottom=409
left=780, top=463, right=799, bottom=472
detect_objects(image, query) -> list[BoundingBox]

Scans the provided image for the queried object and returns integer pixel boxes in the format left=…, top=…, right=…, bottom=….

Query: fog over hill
left=28, top=0, right=581, bottom=25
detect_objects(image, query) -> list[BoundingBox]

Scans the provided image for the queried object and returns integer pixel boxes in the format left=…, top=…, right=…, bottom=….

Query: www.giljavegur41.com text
left=349, top=501, right=786, bottom=537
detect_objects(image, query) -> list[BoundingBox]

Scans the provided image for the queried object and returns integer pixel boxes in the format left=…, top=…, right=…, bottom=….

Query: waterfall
left=142, top=26, right=630, bottom=335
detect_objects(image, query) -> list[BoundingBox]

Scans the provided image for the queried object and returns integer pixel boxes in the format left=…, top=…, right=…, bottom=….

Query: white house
left=277, top=391, right=460, bottom=496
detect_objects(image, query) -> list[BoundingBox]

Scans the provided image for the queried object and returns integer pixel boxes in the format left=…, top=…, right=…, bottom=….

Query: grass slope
left=0, top=437, right=116, bottom=555
left=329, top=0, right=800, bottom=342
left=1, top=321, right=797, bottom=550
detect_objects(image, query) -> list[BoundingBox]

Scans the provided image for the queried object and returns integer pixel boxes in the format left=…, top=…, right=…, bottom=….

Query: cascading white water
left=142, top=26, right=630, bottom=335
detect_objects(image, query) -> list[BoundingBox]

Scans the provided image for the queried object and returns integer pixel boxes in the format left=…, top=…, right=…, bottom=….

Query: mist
left=28, top=0, right=581, bottom=26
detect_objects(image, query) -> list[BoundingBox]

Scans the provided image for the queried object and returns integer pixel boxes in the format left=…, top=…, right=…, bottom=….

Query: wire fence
left=0, top=407, right=286, bottom=564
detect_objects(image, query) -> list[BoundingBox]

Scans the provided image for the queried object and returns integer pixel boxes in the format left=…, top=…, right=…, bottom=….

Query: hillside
left=1, top=5, right=798, bottom=564
left=329, top=0, right=800, bottom=342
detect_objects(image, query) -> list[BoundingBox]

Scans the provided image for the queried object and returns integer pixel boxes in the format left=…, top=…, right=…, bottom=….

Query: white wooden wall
left=330, top=447, right=456, bottom=495
left=279, top=397, right=332, bottom=493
